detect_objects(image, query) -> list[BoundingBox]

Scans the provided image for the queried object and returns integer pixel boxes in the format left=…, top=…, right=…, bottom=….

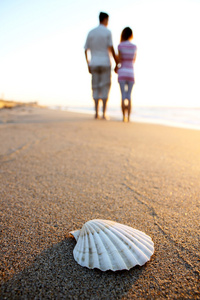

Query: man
left=84, top=12, right=117, bottom=119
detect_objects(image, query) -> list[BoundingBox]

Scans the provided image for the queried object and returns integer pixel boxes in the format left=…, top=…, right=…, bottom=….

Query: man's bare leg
left=102, top=98, right=109, bottom=120
left=94, top=99, right=100, bottom=119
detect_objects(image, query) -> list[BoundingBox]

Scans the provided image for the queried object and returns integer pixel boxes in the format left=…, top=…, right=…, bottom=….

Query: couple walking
left=84, top=12, right=137, bottom=122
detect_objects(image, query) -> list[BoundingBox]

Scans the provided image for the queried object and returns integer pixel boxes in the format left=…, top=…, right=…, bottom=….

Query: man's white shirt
left=84, top=24, right=113, bottom=67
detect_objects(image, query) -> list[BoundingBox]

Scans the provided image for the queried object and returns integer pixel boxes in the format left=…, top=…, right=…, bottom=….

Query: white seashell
left=70, top=219, right=154, bottom=271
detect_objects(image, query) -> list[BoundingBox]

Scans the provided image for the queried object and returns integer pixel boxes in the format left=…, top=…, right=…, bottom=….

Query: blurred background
left=0, top=0, right=200, bottom=110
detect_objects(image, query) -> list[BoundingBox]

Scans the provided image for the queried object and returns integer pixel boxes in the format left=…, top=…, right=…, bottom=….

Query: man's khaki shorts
left=90, top=66, right=111, bottom=101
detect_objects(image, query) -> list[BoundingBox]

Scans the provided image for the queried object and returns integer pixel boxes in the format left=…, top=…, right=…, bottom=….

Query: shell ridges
left=70, top=219, right=154, bottom=271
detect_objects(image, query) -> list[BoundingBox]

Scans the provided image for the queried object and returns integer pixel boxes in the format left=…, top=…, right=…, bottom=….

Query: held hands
left=87, top=61, right=120, bottom=74
left=114, top=64, right=118, bottom=73
left=114, top=63, right=121, bottom=74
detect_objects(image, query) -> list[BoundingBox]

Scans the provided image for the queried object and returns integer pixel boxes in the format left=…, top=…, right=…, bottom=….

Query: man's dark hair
left=121, top=27, right=133, bottom=42
left=99, top=12, right=109, bottom=23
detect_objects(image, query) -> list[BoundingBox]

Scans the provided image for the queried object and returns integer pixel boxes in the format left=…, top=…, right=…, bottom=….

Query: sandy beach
left=0, top=105, right=199, bottom=299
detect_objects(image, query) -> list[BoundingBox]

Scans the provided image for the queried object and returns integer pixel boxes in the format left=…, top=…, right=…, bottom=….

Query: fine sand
left=0, top=106, right=199, bottom=299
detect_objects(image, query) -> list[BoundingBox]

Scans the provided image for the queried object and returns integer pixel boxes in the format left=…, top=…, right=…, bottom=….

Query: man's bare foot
left=102, top=115, right=110, bottom=120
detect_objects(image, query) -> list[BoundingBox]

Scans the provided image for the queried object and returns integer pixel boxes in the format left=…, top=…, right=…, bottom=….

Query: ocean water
left=49, top=105, right=200, bottom=131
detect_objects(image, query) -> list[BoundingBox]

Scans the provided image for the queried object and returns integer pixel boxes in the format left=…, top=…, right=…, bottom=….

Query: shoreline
left=50, top=105, right=200, bottom=131
left=1, top=99, right=200, bottom=131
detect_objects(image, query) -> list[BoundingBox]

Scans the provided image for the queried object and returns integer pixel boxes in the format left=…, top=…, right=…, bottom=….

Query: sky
left=0, top=0, right=200, bottom=108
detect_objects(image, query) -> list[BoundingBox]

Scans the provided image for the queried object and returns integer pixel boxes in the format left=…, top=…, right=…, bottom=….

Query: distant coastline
left=0, top=99, right=45, bottom=109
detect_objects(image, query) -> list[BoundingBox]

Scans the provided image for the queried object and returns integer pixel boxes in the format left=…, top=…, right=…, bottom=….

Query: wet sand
left=0, top=106, right=199, bottom=299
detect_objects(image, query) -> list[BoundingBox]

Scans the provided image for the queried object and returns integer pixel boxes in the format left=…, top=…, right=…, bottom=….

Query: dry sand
left=0, top=106, right=199, bottom=299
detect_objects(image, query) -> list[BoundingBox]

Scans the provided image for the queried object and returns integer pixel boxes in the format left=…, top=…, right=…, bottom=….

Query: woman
left=116, top=27, right=137, bottom=122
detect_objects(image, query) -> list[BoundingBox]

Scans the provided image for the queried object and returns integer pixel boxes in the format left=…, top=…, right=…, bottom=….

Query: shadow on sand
left=1, top=237, right=145, bottom=299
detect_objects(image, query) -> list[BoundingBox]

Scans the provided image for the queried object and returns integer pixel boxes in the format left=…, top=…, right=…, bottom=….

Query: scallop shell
left=70, top=219, right=154, bottom=271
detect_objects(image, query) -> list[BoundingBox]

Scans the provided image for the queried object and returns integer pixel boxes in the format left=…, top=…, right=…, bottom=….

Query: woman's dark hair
left=99, top=12, right=109, bottom=23
left=120, top=27, right=133, bottom=42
